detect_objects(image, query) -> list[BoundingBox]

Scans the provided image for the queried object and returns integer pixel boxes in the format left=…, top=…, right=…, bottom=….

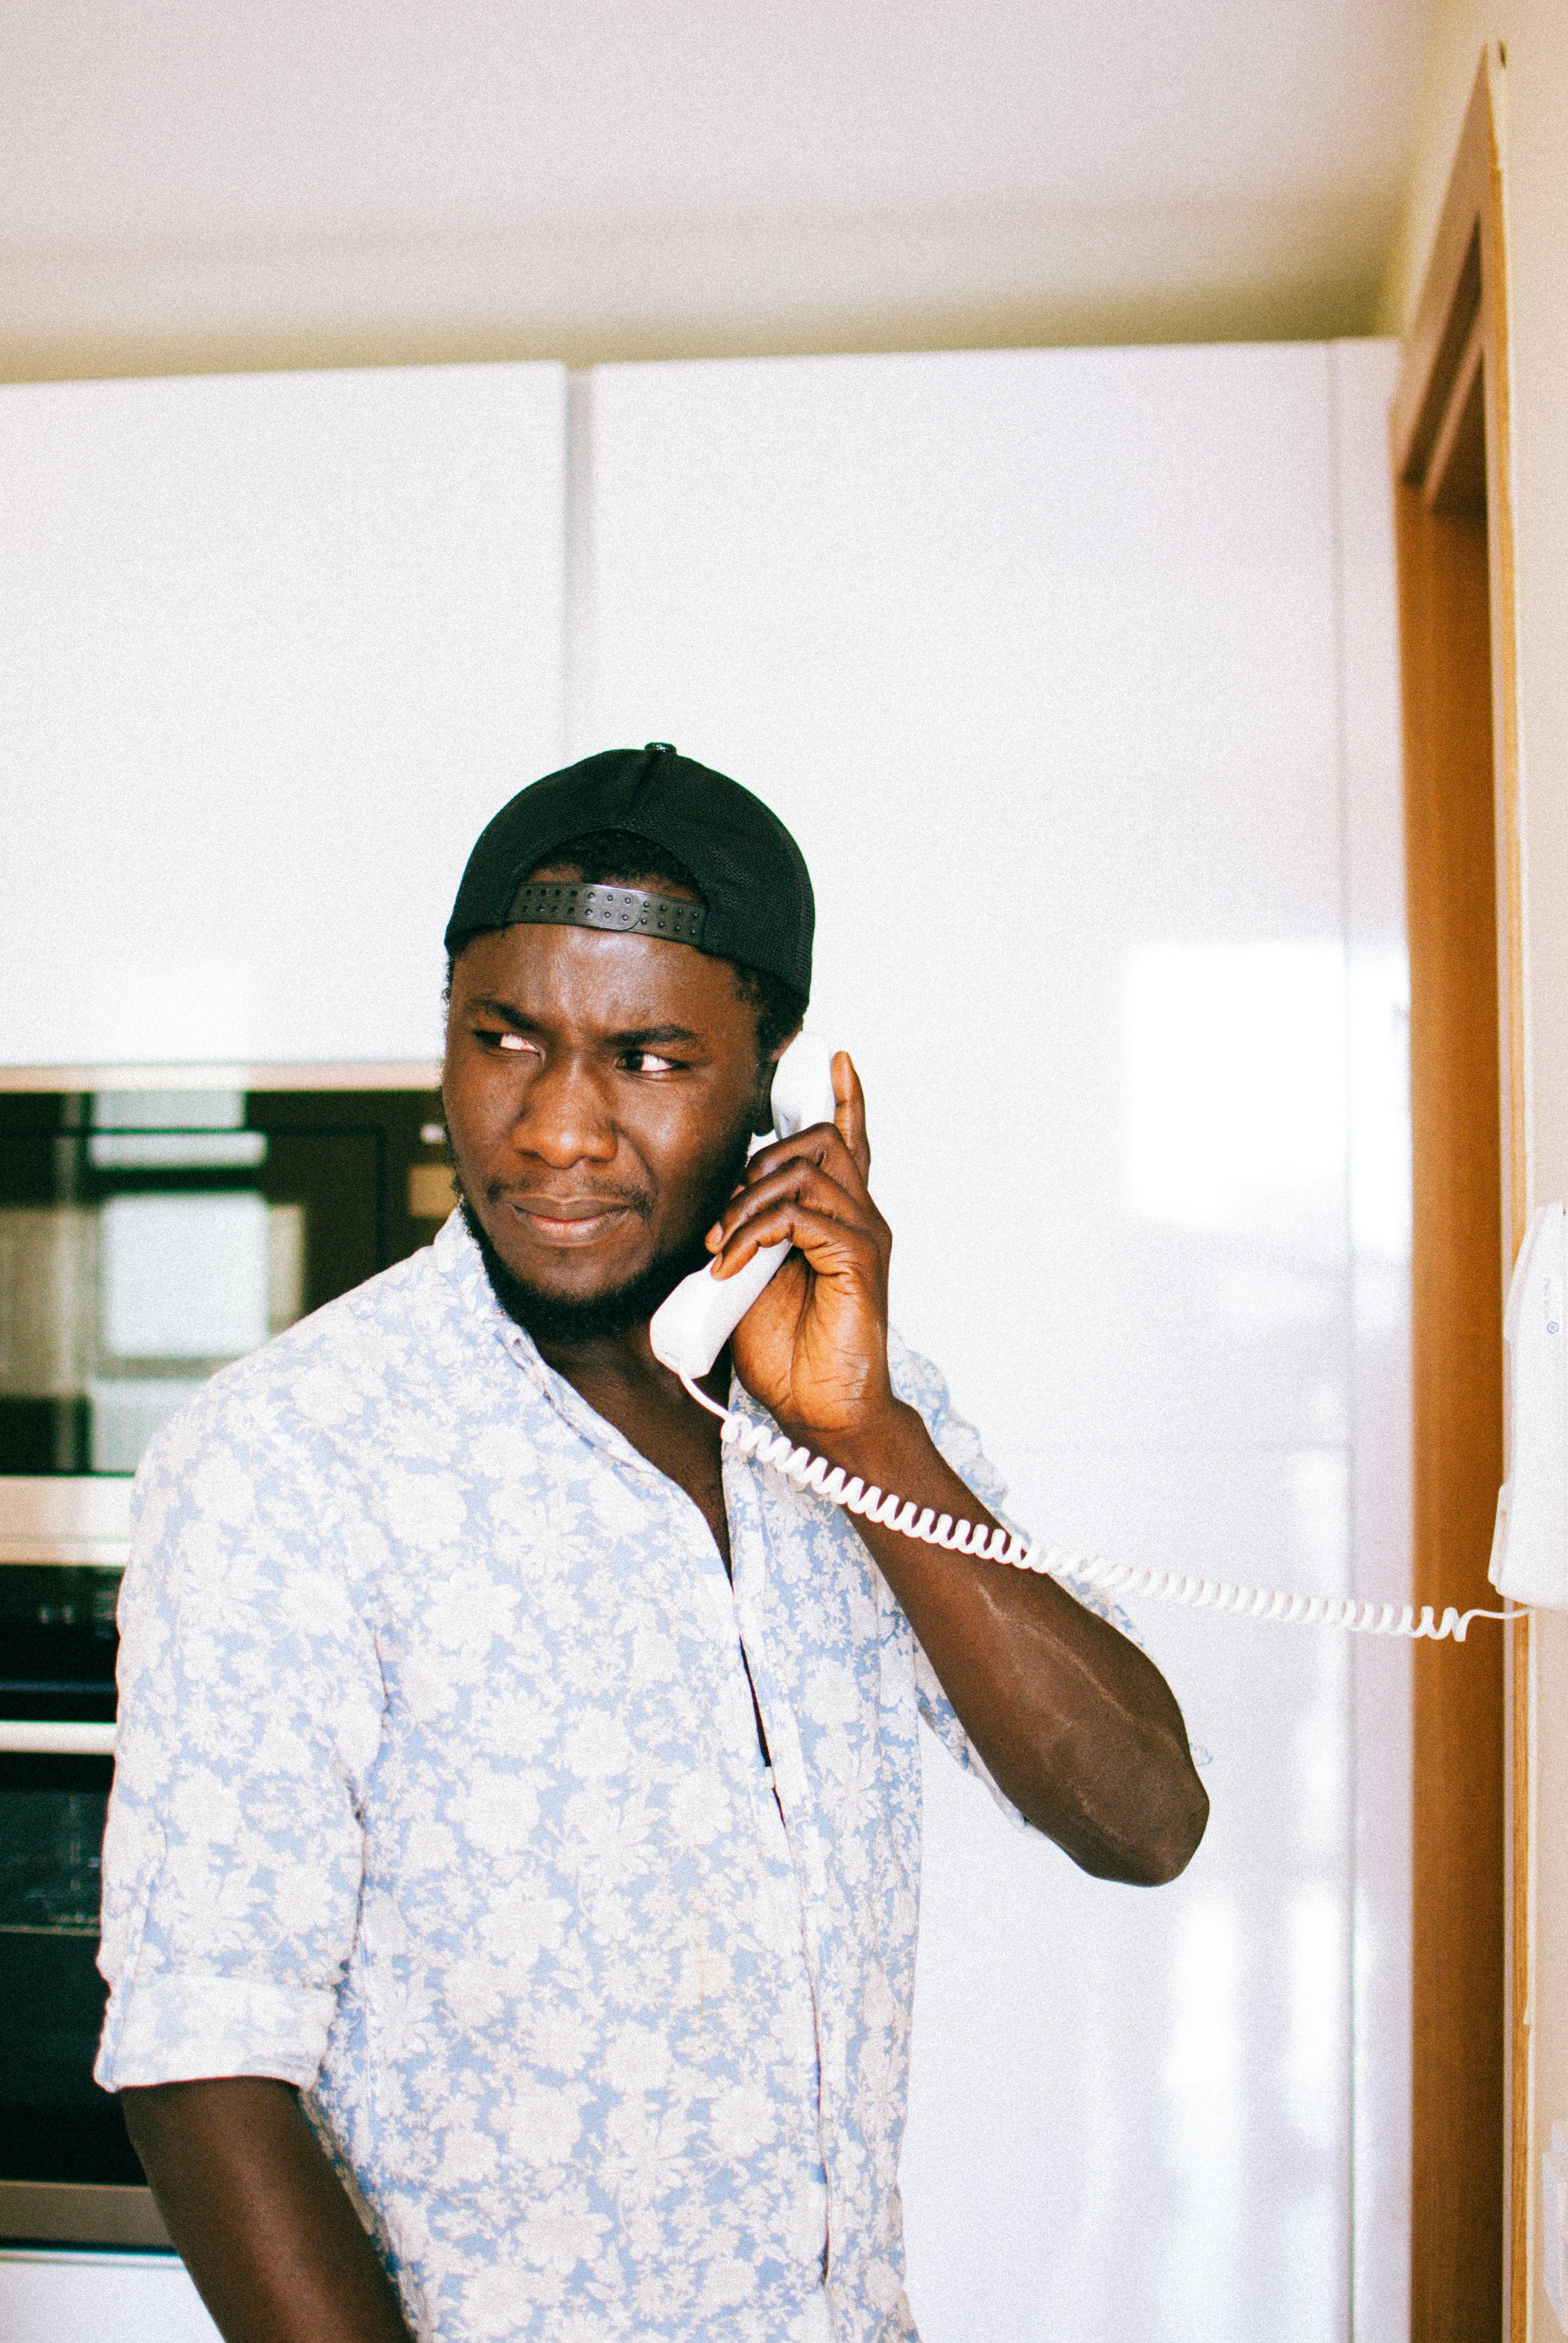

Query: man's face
left=442, top=919, right=769, bottom=1334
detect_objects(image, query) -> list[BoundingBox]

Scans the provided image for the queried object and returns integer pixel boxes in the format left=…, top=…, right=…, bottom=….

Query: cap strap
left=503, top=879, right=707, bottom=946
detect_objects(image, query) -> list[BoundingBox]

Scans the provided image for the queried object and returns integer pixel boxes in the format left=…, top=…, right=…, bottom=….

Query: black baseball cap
left=444, top=744, right=814, bottom=1000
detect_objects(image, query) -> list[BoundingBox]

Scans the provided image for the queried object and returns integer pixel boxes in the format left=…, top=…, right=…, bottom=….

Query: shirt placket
left=498, top=1325, right=785, bottom=1797
left=723, top=1421, right=846, bottom=2289
left=499, top=1328, right=838, bottom=2289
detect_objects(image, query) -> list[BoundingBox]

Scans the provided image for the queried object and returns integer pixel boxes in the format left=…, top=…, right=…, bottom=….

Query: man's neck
left=459, top=1202, right=732, bottom=1412
left=536, top=1320, right=733, bottom=1421
left=531, top=1318, right=661, bottom=1391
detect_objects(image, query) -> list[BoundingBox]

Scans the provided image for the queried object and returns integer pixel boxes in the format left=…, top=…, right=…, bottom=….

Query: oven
left=0, top=1067, right=448, bottom=2247
left=1, top=1630, right=146, bottom=2245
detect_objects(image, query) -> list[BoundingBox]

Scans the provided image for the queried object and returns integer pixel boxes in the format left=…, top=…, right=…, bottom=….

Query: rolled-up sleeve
left=95, top=1392, right=385, bottom=2091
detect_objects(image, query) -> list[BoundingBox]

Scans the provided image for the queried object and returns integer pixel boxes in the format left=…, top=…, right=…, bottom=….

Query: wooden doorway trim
left=1392, top=45, right=1526, bottom=2342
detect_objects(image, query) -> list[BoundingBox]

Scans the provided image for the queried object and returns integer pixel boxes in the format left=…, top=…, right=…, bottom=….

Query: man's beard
left=456, top=1130, right=753, bottom=1348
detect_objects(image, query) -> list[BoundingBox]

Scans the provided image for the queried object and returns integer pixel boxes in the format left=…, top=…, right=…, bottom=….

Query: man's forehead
left=454, top=920, right=743, bottom=1027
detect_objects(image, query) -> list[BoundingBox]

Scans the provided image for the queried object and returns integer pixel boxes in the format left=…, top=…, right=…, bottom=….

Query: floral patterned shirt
left=96, top=1211, right=1027, bottom=2342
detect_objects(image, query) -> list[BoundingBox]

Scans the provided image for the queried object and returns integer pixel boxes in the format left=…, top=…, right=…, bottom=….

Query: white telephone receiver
left=648, top=1030, right=839, bottom=1380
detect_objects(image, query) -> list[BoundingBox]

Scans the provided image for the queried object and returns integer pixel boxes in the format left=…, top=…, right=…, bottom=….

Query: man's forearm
left=122, top=2077, right=412, bottom=2343
left=783, top=1399, right=1208, bottom=1884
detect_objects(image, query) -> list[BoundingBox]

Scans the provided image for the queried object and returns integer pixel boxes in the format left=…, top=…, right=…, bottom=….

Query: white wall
left=0, top=361, right=566, bottom=1067
left=578, top=339, right=1409, bottom=2342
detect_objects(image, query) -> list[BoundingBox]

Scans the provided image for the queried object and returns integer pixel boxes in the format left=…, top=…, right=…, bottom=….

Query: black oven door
left=0, top=1737, right=168, bottom=2246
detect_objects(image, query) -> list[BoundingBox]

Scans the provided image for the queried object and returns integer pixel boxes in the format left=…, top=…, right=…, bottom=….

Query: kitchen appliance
left=0, top=1064, right=447, bottom=2247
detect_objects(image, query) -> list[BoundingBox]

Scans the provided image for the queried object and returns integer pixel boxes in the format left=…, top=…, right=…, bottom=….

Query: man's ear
left=750, top=1027, right=802, bottom=1136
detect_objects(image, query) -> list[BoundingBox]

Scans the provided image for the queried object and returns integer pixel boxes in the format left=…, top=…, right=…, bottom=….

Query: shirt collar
left=429, top=1207, right=681, bottom=1477
left=431, top=1208, right=552, bottom=1388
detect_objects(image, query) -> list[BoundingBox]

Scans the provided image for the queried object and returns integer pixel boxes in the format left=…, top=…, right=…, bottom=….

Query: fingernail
left=707, top=1224, right=723, bottom=1248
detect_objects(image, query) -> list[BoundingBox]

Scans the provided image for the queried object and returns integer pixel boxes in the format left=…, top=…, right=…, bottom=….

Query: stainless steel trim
left=0, top=1478, right=134, bottom=1568
left=0, top=1539, right=128, bottom=1567
left=0, top=1720, right=116, bottom=1755
left=0, top=2181, right=170, bottom=2249
left=0, top=1063, right=440, bottom=1092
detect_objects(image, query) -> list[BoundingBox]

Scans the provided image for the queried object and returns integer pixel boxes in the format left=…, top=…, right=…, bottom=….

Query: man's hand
left=710, top=1052, right=1208, bottom=1887
left=716, top=1050, right=897, bottom=1437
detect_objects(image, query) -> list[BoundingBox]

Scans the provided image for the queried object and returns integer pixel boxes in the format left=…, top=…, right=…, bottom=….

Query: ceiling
left=0, top=0, right=1436, bottom=379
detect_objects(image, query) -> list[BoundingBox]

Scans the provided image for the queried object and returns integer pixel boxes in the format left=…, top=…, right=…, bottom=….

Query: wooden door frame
left=1391, top=46, right=1527, bottom=2341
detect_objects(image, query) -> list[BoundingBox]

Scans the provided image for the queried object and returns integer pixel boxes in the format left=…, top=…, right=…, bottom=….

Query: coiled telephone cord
left=680, top=1375, right=1513, bottom=1643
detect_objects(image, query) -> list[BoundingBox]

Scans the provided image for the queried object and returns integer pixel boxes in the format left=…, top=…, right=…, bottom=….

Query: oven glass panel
left=0, top=1087, right=447, bottom=1477
left=0, top=1565, right=121, bottom=1723
left=0, top=1751, right=137, bottom=2184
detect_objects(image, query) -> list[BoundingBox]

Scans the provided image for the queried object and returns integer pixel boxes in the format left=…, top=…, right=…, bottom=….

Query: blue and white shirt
left=96, top=1212, right=1030, bottom=2343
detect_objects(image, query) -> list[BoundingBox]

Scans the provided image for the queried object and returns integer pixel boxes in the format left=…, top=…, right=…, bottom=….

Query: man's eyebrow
left=608, top=1023, right=705, bottom=1049
left=465, top=1003, right=705, bottom=1050
left=467, top=997, right=540, bottom=1030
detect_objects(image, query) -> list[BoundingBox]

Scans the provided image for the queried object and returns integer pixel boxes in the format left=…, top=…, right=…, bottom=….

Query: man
left=98, top=745, right=1206, bottom=2343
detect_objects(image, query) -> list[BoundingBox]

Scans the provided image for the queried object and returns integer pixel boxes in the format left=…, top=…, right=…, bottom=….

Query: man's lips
left=498, top=1194, right=641, bottom=1246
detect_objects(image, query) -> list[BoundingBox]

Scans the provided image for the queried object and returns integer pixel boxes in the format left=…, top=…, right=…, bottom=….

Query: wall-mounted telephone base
left=1492, top=1201, right=1568, bottom=1608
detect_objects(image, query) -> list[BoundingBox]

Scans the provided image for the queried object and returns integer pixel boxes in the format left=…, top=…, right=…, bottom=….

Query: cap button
left=644, top=741, right=677, bottom=755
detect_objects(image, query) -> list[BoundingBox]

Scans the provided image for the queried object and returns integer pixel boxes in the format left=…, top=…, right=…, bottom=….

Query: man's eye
left=623, top=1050, right=681, bottom=1074
left=477, top=1029, right=536, bottom=1055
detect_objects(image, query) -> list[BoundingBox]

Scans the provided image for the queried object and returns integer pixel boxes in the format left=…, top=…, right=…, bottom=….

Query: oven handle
left=0, top=1720, right=116, bottom=1756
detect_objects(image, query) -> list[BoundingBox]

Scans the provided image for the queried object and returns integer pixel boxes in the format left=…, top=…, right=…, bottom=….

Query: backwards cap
left=443, top=743, right=814, bottom=1000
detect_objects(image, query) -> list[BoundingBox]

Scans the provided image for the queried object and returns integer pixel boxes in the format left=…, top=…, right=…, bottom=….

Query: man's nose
left=510, top=1056, right=616, bottom=1166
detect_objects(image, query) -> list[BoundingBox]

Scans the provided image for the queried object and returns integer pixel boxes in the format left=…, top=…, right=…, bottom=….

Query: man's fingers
left=710, top=1198, right=879, bottom=1282
left=743, top=1115, right=867, bottom=1201
left=710, top=1158, right=872, bottom=1256
left=833, top=1050, right=872, bottom=1181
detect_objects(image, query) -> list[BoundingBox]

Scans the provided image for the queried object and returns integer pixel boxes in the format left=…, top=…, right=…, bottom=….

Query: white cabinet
left=0, top=2250, right=218, bottom=2341
left=579, top=343, right=1408, bottom=2343
left=0, top=344, right=1409, bottom=2342
left=0, top=363, right=566, bottom=1065
left=583, top=347, right=1349, bottom=1460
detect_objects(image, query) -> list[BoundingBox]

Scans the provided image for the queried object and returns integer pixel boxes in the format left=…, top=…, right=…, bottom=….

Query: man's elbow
left=1127, top=1766, right=1209, bottom=1886
left=1061, top=1761, right=1209, bottom=1887
left=1009, top=1735, right=1210, bottom=1884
